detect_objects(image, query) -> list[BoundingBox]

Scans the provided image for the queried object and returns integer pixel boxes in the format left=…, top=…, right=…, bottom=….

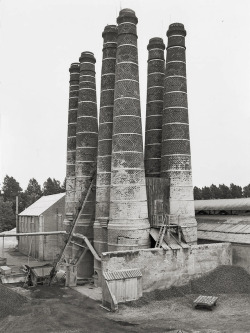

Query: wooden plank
left=146, top=178, right=170, bottom=227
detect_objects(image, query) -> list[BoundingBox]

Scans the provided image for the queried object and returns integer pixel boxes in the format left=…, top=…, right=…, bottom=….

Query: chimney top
left=147, top=37, right=165, bottom=50
left=167, top=23, right=186, bottom=37
left=102, top=25, right=118, bottom=37
left=69, top=63, right=80, bottom=72
left=79, top=51, right=96, bottom=63
left=117, top=8, right=138, bottom=24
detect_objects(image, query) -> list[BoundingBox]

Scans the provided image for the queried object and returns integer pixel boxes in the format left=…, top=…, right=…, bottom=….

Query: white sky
left=1, top=0, right=250, bottom=190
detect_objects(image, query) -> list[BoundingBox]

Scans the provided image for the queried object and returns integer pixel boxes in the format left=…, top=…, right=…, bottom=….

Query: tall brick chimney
left=94, top=25, right=117, bottom=255
left=64, top=63, right=80, bottom=232
left=144, top=38, right=165, bottom=177
left=161, top=23, right=197, bottom=244
left=108, top=9, right=150, bottom=251
left=94, top=25, right=117, bottom=284
left=74, top=51, right=98, bottom=277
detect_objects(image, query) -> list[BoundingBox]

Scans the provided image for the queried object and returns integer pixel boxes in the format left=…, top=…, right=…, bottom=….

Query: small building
left=18, top=193, right=65, bottom=261
left=195, top=199, right=250, bottom=274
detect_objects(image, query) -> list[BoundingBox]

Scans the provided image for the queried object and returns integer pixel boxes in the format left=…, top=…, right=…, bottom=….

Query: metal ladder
left=49, top=175, right=98, bottom=283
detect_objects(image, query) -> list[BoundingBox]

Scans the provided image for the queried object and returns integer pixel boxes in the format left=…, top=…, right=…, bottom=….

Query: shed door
left=125, top=278, right=138, bottom=301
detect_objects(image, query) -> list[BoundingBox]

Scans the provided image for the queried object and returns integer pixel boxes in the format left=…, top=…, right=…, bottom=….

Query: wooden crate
left=193, top=295, right=218, bottom=311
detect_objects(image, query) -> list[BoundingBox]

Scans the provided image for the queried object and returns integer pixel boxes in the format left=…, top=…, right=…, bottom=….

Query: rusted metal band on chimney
left=145, top=38, right=165, bottom=177
left=64, top=63, right=80, bottom=229
left=108, top=9, right=150, bottom=251
left=94, top=25, right=118, bottom=256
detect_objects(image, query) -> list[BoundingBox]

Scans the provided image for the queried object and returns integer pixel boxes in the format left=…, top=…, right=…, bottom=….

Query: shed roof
left=195, top=198, right=250, bottom=211
left=197, top=216, right=250, bottom=244
left=103, top=269, right=142, bottom=281
left=19, top=193, right=65, bottom=216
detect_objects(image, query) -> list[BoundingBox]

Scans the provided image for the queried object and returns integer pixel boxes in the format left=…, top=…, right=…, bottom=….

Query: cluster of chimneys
left=64, top=8, right=197, bottom=279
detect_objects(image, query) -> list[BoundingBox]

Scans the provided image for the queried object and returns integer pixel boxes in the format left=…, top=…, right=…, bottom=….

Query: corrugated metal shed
left=103, top=269, right=142, bottom=281
left=197, top=216, right=250, bottom=244
left=19, top=193, right=65, bottom=216
left=195, top=198, right=250, bottom=211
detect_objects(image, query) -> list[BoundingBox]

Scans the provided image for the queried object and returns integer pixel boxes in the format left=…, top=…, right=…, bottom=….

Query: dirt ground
left=0, top=284, right=249, bottom=333
left=1, top=246, right=250, bottom=333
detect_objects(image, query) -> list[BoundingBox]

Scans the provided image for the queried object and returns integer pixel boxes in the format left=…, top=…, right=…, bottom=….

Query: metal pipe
left=0, top=231, right=67, bottom=237
left=73, top=233, right=101, bottom=262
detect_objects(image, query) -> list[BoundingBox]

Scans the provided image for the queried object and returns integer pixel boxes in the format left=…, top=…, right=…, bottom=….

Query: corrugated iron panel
left=232, top=225, right=250, bottom=233
left=197, top=223, right=207, bottom=230
left=227, top=224, right=248, bottom=233
left=212, top=224, right=228, bottom=232
left=103, top=269, right=142, bottom=281
left=215, top=224, right=232, bottom=232
left=241, top=226, right=250, bottom=233
left=200, top=223, right=219, bottom=231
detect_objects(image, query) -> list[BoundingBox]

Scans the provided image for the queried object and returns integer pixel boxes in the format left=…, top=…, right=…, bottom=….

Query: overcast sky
left=1, top=0, right=250, bottom=190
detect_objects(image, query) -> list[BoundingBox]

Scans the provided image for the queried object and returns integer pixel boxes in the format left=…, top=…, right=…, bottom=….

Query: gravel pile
left=191, top=265, right=250, bottom=294
left=0, top=283, right=27, bottom=318
left=126, top=265, right=250, bottom=308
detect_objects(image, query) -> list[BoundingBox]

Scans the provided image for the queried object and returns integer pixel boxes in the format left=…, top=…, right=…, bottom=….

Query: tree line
left=194, top=183, right=250, bottom=200
left=0, top=175, right=65, bottom=232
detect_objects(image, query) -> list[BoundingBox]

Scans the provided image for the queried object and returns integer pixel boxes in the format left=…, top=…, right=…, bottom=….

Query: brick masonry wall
left=102, top=243, right=232, bottom=292
left=108, top=9, right=150, bottom=251
left=161, top=23, right=197, bottom=243
left=144, top=38, right=165, bottom=177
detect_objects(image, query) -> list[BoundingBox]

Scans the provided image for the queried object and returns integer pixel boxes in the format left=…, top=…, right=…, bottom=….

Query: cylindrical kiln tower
left=75, top=51, right=98, bottom=277
left=108, top=8, right=150, bottom=251
left=94, top=25, right=117, bottom=256
left=64, top=63, right=80, bottom=232
left=144, top=38, right=165, bottom=177
left=161, top=23, right=197, bottom=244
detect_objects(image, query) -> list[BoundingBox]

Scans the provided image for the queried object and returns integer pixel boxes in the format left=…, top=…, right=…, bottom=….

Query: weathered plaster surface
left=232, top=244, right=250, bottom=274
left=102, top=243, right=232, bottom=291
